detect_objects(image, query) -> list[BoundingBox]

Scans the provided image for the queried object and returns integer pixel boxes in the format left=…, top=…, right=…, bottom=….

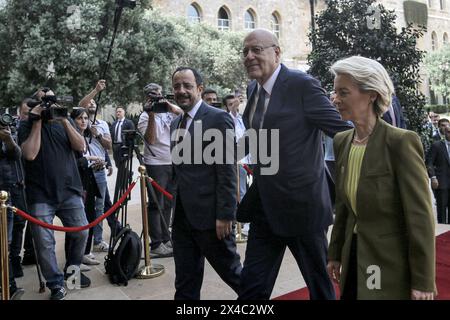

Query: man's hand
left=107, top=166, right=113, bottom=176
left=0, top=126, right=13, bottom=142
left=30, top=105, right=43, bottom=116
left=411, top=289, right=434, bottom=300
left=431, top=177, right=439, bottom=190
left=327, top=260, right=341, bottom=283
left=95, top=80, right=106, bottom=93
left=216, top=219, right=232, bottom=240
left=167, top=101, right=183, bottom=115
left=90, top=125, right=99, bottom=138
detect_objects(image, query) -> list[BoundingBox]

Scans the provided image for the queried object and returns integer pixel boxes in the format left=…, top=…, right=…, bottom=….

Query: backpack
left=104, top=226, right=142, bottom=286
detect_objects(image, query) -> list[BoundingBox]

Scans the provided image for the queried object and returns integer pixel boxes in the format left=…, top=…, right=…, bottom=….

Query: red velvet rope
left=243, top=164, right=253, bottom=175
left=12, top=181, right=137, bottom=233
left=147, top=177, right=174, bottom=200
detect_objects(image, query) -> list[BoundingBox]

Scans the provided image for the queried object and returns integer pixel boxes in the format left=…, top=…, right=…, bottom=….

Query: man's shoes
left=93, top=241, right=109, bottom=252
left=164, top=241, right=173, bottom=249
left=11, top=256, right=24, bottom=278
left=21, top=254, right=36, bottom=266
left=82, top=254, right=100, bottom=265
left=10, top=287, right=25, bottom=300
left=150, top=243, right=173, bottom=258
left=50, top=287, right=67, bottom=300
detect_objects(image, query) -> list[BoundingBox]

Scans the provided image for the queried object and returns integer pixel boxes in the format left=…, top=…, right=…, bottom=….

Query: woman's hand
left=327, top=260, right=341, bottom=283
left=411, top=289, right=434, bottom=300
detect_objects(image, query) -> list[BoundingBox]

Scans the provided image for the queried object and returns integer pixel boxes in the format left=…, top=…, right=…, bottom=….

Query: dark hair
left=438, top=118, right=449, bottom=126
left=70, top=108, right=88, bottom=120
left=172, top=67, right=203, bottom=86
left=222, top=94, right=235, bottom=106
left=202, top=88, right=217, bottom=98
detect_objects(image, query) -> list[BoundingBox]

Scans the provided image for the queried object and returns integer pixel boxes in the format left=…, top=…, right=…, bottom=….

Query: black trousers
left=10, top=187, right=35, bottom=260
left=435, top=188, right=450, bottom=224
left=341, top=235, right=357, bottom=300
left=172, top=196, right=242, bottom=300
left=238, top=214, right=336, bottom=300
left=146, top=165, right=174, bottom=249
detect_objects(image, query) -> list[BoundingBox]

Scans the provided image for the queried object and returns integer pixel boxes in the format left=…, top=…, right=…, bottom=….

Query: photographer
left=0, top=121, right=25, bottom=299
left=18, top=88, right=90, bottom=300
left=137, top=83, right=182, bottom=257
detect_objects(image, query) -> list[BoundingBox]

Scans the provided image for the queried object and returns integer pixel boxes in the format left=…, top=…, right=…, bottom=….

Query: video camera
left=143, top=93, right=175, bottom=113
left=0, top=113, right=17, bottom=128
left=27, top=95, right=73, bottom=121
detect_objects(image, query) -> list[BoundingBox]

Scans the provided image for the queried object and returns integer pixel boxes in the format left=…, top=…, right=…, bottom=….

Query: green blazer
left=328, top=118, right=436, bottom=299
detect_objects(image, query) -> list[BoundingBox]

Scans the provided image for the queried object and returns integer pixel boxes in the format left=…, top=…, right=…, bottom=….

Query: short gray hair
left=330, top=56, right=394, bottom=117
left=143, top=83, right=162, bottom=95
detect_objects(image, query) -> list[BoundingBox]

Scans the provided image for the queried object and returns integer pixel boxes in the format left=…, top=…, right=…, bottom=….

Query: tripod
left=110, top=130, right=172, bottom=258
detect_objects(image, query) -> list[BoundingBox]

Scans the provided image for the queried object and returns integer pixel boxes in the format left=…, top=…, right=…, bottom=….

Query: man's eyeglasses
left=241, top=45, right=277, bottom=58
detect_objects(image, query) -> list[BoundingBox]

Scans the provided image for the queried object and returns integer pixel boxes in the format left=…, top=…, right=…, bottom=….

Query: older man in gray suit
left=237, top=29, right=352, bottom=300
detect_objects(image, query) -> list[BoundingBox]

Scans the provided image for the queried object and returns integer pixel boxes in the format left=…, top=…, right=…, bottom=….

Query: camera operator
left=0, top=121, right=25, bottom=299
left=138, top=83, right=182, bottom=257
left=18, top=88, right=90, bottom=300
left=79, top=80, right=114, bottom=254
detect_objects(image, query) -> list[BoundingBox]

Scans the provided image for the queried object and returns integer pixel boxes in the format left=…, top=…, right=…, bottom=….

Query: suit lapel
left=338, top=130, right=354, bottom=214
left=441, top=140, right=450, bottom=166
left=243, top=82, right=257, bottom=129
left=262, top=64, right=289, bottom=128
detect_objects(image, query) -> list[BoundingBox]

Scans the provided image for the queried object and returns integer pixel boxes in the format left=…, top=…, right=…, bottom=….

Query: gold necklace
left=353, top=132, right=372, bottom=144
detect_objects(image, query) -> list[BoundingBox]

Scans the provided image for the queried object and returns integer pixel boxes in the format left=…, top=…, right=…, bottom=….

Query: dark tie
left=177, top=113, right=190, bottom=144
left=115, top=120, right=122, bottom=143
left=251, top=87, right=266, bottom=129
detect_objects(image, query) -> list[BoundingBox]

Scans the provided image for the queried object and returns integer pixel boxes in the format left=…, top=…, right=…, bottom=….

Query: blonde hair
left=330, top=56, right=394, bottom=116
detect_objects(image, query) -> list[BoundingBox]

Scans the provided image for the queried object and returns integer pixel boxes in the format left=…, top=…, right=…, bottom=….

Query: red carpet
left=274, top=230, right=450, bottom=300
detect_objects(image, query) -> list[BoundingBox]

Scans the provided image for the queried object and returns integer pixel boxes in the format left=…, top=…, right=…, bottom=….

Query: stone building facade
left=152, top=0, right=450, bottom=102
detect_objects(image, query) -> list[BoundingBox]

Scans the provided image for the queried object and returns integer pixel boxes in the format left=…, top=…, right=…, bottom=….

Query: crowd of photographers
left=0, top=79, right=247, bottom=300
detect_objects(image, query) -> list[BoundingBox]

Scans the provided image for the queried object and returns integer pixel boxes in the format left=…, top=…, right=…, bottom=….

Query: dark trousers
left=172, top=196, right=242, bottom=300
left=435, top=188, right=450, bottom=224
left=238, top=214, right=336, bottom=300
left=145, top=164, right=174, bottom=249
left=341, top=235, right=357, bottom=300
left=112, top=144, right=123, bottom=169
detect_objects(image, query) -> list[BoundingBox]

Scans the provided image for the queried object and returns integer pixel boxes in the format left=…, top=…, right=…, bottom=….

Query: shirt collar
left=187, top=99, right=203, bottom=119
left=262, top=64, right=282, bottom=96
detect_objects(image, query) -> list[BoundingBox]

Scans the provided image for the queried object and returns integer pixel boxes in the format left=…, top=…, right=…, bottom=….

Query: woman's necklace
left=353, top=134, right=370, bottom=144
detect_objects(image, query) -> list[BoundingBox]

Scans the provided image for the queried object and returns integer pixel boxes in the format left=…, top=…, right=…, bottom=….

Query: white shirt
left=138, top=111, right=176, bottom=165
left=185, top=99, right=203, bottom=132
left=114, top=119, right=124, bottom=143
left=249, top=64, right=282, bottom=126
left=229, top=111, right=250, bottom=164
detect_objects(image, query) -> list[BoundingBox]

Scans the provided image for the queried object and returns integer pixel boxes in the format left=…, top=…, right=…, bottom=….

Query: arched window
left=432, top=31, right=438, bottom=51
left=218, top=6, right=231, bottom=31
left=244, top=9, right=256, bottom=30
left=271, top=12, right=281, bottom=39
left=444, top=33, right=449, bottom=45
left=188, top=3, right=201, bottom=23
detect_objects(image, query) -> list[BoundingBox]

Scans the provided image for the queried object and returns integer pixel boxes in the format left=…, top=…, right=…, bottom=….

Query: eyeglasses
left=241, top=45, right=277, bottom=58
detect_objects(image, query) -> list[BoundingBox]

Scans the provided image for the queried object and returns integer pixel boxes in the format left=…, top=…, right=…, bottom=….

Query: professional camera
left=0, top=113, right=17, bottom=127
left=27, top=95, right=73, bottom=121
left=143, top=93, right=175, bottom=113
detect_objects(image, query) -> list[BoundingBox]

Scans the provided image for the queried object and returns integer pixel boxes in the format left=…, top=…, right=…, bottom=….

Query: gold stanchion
left=0, top=191, right=10, bottom=300
left=136, top=166, right=165, bottom=279
left=235, top=164, right=246, bottom=244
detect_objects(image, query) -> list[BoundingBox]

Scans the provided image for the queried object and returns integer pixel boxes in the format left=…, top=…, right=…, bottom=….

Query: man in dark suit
left=382, top=95, right=407, bottom=129
left=110, top=107, right=135, bottom=168
left=237, top=29, right=352, bottom=300
left=427, top=126, right=450, bottom=224
left=170, top=67, right=242, bottom=300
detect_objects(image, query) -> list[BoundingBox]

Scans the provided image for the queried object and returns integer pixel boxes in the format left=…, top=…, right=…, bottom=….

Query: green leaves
left=0, top=0, right=244, bottom=110
left=308, top=0, right=429, bottom=150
